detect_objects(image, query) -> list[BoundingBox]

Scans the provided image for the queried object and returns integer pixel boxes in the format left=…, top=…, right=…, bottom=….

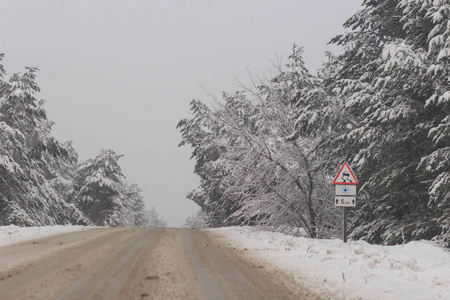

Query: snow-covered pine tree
left=72, top=149, right=128, bottom=227
left=48, top=141, right=79, bottom=202
left=1, top=67, right=51, bottom=155
left=143, top=207, right=167, bottom=227
left=183, top=210, right=207, bottom=229
left=0, top=63, right=89, bottom=226
left=0, top=54, right=5, bottom=89
left=177, top=99, right=242, bottom=227
left=0, top=120, right=35, bottom=225
left=0, top=55, right=28, bottom=225
left=0, top=55, right=145, bottom=227
left=327, top=0, right=449, bottom=245
left=412, top=0, right=450, bottom=247
left=123, top=183, right=146, bottom=227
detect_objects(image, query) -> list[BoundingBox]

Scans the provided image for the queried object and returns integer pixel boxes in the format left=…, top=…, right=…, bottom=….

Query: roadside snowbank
left=213, top=227, right=450, bottom=300
left=0, top=225, right=92, bottom=247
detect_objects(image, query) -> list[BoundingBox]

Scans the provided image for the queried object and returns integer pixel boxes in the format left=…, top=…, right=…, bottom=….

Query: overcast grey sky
left=0, top=0, right=362, bottom=227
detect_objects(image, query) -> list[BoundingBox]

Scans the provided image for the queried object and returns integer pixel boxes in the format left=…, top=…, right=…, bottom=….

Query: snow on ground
left=0, top=225, right=92, bottom=247
left=2, top=225, right=449, bottom=299
left=213, top=227, right=450, bottom=300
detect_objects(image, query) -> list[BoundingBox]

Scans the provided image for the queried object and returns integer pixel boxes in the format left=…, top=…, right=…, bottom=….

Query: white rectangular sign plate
left=335, top=185, right=357, bottom=196
left=335, top=196, right=356, bottom=207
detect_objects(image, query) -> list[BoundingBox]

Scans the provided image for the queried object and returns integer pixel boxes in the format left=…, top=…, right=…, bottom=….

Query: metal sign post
left=343, top=207, right=348, bottom=242
left=333, top=162, right=358, bottom=243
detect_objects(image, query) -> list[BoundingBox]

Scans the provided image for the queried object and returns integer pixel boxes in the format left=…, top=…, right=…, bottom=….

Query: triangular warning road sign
left=333, top=162, right=358, bottom=185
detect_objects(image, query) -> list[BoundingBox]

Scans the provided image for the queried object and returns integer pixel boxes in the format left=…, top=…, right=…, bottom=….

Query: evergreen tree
left=123, top=183, right=146, bottom=227
left=0, top=63, right=89, bottom=226
left=143, top=207, right=167, bottom=228
left=0, top=120, right=35, bottom=225
left=327, top=0, right=450, bottom=245
left=0, top=54, right=145, bottom=227
left=177, top=99, right=240, bottom=227
left=183, top=210, right=207, bottom=229
left=413, top=0, right=450, bottom=247
left=72, top=149, right=128, bottom=227
left=48, top=141, right=79, bottom=202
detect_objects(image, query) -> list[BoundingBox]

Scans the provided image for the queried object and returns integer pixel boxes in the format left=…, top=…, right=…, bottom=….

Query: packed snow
left=0, top=225, right=93, bottom=247
left=1, top=225, right=449, bottom=299
left=212, top=227, right=450, bottom=300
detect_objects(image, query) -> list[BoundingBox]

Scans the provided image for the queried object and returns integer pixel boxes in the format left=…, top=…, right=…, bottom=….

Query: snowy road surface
left=0, top=228, right=326, bottom=300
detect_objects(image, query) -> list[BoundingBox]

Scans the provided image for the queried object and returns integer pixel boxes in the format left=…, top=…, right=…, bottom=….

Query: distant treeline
left=178, top=0, right=450, bottom=247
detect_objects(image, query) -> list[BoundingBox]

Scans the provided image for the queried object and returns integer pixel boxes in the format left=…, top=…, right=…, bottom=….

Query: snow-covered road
left=0, top=227, right=325, bottom=299
left=1, top=225, right=449, bottom=299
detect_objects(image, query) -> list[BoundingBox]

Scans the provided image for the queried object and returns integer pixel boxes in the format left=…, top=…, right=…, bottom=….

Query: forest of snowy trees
left=178, top=0, right=450, bottom=246
left=0, top=55, right=163, bottom=228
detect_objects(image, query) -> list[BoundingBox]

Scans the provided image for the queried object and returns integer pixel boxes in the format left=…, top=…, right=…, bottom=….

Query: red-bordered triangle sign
left=333, top=162, right=358, bottom=185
